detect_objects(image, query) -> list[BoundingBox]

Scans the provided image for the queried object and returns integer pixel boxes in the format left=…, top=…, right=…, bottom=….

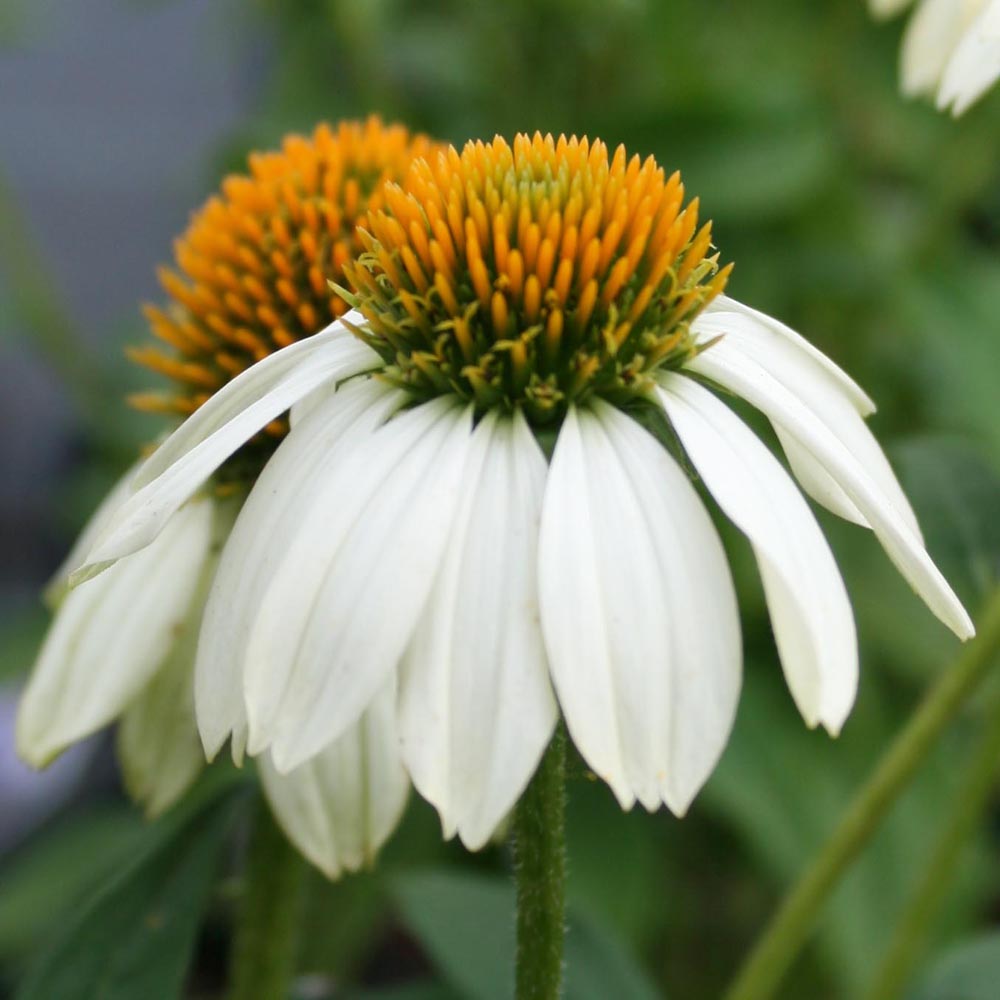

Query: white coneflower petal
left=689, top=345, right=975, bottom=639
left=75, top=317, right=378, bottom=578
left=901, top=0, right=983, bottom=97
left=694, top=308, right=922, bottom=539
left=245, top=398, right=474, bottom=770
left=870, top=0, right=914, bottom=19
left=134, top=311, right=371, bottom=488
left=704, top=296, right=876, bottom=416
left=117, top=616, right=205, bottom=818
left=538, top=403, right=741, bottom=815
left=878, top=0, right=1000, bottom=114
left=699, top=311, right=871, bottom=530
left=938, top=0, right=1000, bottom=113
left=289, top=380, right=343, bottom=428
left=659, top=375, right=858, bottom=734
left=42, top=465, right=140, bottom=607
left=17, top=496, right=214, bottom=767
left=398, top=409, right=557, bottom=850
left=118, top=495, right=237, bottom=816
left=194, top=378, right=403, bottom=762
left=259, top=675, right=409, bottom=880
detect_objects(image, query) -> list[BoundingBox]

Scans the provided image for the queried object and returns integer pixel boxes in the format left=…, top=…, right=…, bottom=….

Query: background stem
left=864, top=684, right=1000, bottom=1000
left=724, top=589, right=1000, bottom=1000
left=229, top=796, right=306, bottom=1000
left=513, top=726, right=567, bottom=1000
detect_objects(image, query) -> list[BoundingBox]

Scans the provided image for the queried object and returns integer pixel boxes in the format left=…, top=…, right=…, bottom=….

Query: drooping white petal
left=244, top=397, right=474, bottom=771
left=74, top=316, right=378, bottom=577
left=117, top=618, right=205, bottom=819
left=688, top=346, right=975, bottom=640
left=17, top=496, right=215, bottom=767
left=658, top=375, right=858, bottom=734
left=937, top=0, right=1000, bottom=114
left=870, top=0, right=914, bottom=20
left=692, top=305, right=923, bottom=539
left=134, top=312, right=371, bottom=489
left=118, top=498, right=238, bottom=815
left=900, top=0, right=980, bottom=97
left=43, top=464, right=141, bottom=607
left=538, top=402, right=741, bottom=815
left=259, top=675, right=409, bottom=879
left=702, top=295, right=876, bottom=416
left=194, top=378, right=403, bottom=762
left=398, top=410, right=557, bottom=850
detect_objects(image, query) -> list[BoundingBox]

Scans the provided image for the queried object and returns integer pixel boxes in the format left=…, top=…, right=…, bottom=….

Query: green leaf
left=564, top=772, right=662, bottom=947
left=389, top=870, right=660, bottom=1000
left=391, top=872, right=508, bottom=1000
left=343, top=983, right=460, bottom=1000
left=0, top=808, right=147, bottom=965
left=568, top=907, right=663, bottom=1000
left=908, top=933, right=1000, bottom=1000
left=15, top=783, right=244, bottom=1000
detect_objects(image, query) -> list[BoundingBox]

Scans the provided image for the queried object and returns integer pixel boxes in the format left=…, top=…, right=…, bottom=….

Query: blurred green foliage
left=14, top=780, right=245, bottom=1000
left=3, top=0, right=1000, bottom=998
left=906, top=933, right=1000, bottom=1000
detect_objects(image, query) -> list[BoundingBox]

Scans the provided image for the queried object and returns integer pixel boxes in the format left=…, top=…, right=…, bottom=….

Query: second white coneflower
left=872, top=0, right=1000, bottom=114
left=73, top=132, right=973, bottom=851
left=17, top=118, right=433, bottom=877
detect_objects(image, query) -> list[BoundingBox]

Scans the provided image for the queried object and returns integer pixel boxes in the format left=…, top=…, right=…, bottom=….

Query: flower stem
left=865, top=680, right=1000, bottom=1000
left=724, top=589, right=1000, bottom=1000
left=513, top=726, right=567, bottom=1000
left=229, top=796, right=306, bottom=1000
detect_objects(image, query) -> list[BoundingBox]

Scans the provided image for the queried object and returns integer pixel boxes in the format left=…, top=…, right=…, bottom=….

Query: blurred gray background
left=1, top=0, right=254, bottom=607
left=0, top=0, right=260, bottom=851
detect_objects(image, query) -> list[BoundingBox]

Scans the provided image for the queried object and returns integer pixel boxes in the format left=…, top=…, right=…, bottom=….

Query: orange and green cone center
left=342, top=132, right=731, bottom=423
left=130, top=117, right=435, bottom=432
left=131, top=124, right=730, bottom=437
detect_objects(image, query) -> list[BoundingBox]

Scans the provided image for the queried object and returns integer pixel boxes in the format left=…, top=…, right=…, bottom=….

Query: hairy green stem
left=229, top=797, right=306, bottom=1000
left=513, top=726, right=567, bottom=1000
left=865, top=681, right=1000, bottom=1000
left=724, top=589, right=1000, bottom=1000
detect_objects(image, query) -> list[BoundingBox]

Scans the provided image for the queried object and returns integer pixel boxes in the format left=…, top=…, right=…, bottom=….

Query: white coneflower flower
left=872, top=0, right=1000, bottom=114
left=72, top=133, right=973, bottom=851
left=17, top=118, right=427, bottom=876
left=17, top=475, right=219, bottom=776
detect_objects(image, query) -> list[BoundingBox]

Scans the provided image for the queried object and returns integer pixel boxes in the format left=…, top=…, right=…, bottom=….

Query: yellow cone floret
left=130, top=117, right=436, bottom=424
left=342, top=132, right=732, bottom=423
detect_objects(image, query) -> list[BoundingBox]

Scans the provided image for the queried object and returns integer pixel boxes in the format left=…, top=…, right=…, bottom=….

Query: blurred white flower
left=71, top=134, right=974, bottom=851
left=16, top=477, right=408, bottom=874
left=17, top=479, right=219, bottom=775
left=17, top=118, right=428, bottom=876
left=873, top=0, right=1000, bottom=114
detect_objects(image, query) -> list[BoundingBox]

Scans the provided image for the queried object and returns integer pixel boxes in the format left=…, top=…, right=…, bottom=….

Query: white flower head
left=18, top=118, right=434, bottom=876
left=67, top=132, right=972, bottom=853
left=17, top=479, right=218, bottom=774
left=874, top=0, right=1000, bottom=114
